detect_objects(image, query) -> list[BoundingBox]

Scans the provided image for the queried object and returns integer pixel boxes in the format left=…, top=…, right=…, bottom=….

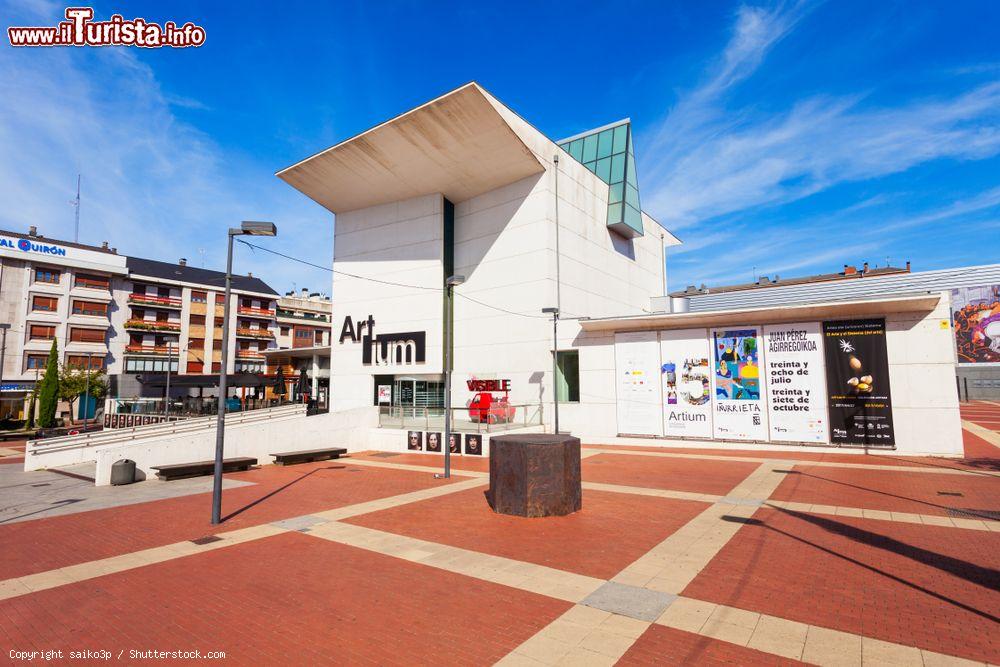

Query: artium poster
left=763, top=322, right=828, bottom=443
left=822, top=318, right=895, bottom=446
left=660, top=328, right=713, bottom=438
left=710, top=327, right=767, bottom=441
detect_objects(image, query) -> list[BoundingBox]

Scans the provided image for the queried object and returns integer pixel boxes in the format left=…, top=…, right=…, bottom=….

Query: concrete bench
left=151, top=457, right=257, bottom=481
left=270, top=448, right=347, bottom=466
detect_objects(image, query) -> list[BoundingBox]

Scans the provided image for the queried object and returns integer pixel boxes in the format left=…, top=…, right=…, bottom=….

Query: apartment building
left=0, top=228, right=127, bottom=419
left=0, top=226, right=280, bottom=420
left=263, top=289, right=332, bottom=405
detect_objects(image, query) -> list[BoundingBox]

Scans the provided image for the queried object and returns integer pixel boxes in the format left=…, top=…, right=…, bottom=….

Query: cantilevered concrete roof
left=276, top=82, right=545, bottom=214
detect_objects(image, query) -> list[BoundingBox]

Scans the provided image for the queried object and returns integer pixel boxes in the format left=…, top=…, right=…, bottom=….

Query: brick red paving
left=770, top=464, right=1000, bottom=517
left=682, top=508, right=1000, bottom=663
left=585, top=443, right=925, bottom=466
left=347, top=487, right=709, bottom=579
left=0, top=461, right=463, bottom=579
left=0, top=531, right=570, bottom=665
left=618, top=625, right=804, bottom=666
left=581, top=452, right=759, bottom=496
left=352, top=450, right=489, bottom=473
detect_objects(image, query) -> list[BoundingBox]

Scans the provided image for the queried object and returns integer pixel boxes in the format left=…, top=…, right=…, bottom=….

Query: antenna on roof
left=70, top=174, right=81, bottom=242
left=197, top=247, right=206, bottom=267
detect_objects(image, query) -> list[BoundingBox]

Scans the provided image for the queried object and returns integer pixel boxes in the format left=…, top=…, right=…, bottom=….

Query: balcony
left=124, top=344, right=174, bottom=356
left=235, top=328, right=274, bottom=340
left=128, top=293, right=182, bottom=309
left=237, top=306, right=275, bottom=318
left=124, top=319, right=181, bottom=333
left=235, top=349, right=265, bottom=359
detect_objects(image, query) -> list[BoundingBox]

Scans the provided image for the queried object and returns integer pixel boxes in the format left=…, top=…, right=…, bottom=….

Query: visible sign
left=659, top=328, right=713, bottom=439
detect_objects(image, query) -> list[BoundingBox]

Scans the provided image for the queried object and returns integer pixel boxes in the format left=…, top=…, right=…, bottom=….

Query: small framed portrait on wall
left=464, top=433, right=482, bottom=456
left=407, top=431, right=423, bottom=451
left=426, top=432, right=442, bottom=452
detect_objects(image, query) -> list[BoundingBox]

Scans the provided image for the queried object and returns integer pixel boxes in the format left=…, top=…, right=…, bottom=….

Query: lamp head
left=446, top=275, right=466, bottom=287
left=238, top=221, right=277, bottom=237
left=542, top=307, right=559, bottom=316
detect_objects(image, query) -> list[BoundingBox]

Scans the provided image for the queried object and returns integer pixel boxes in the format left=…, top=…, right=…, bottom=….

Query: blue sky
left=1, top=0, right=998, bottom=295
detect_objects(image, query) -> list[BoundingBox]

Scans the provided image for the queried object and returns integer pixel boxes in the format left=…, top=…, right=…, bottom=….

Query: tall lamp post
left=542, top=307, right=560, bottom=434
left=212, top=221, right=277, bottom=525
left=83, top=352, right=92, bottom=432
left=436, top=274, right=465, bottom=479
left=164, top=341, right=173, bottom=417
left=0, top=323, right=9, bottom=421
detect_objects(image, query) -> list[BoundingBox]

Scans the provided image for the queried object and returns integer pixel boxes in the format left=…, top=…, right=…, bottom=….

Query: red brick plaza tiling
left=581, top=453, right=759, bottom=496
left=769, top=464, right=1000, bottom=516
left=682, top=507, right=1000, bottom=663
left=0, top=532, right=570, bottom=665
left=618, top=625, right=801, bottom=667
left=0, top=461, right=465, bottom=579
left=347, top=487, right=711, bottom=579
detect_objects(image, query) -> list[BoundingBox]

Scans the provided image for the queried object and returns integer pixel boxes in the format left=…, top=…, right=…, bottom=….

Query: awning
left=137, top=373, right=272, bottom=389
left=579, top=293, right=942, bottom=332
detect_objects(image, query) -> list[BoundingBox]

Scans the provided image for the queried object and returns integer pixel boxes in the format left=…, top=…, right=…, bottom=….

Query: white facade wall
left=331, top=194, right=446, bottom=410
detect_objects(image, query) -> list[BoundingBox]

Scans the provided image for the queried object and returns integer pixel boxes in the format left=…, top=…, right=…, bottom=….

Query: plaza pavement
left=0, top=402, right=997, bottom=665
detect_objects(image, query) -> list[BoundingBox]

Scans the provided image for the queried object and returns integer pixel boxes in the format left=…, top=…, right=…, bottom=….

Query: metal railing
left=377, top=404, right=543, bottom=433
left=28, top=403, right=308, bottom=454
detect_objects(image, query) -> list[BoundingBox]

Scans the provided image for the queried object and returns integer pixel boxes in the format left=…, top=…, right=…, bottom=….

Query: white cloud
left=0, top=14, right=332, bottom=296
left=640, top=5, right=1000, bottom=231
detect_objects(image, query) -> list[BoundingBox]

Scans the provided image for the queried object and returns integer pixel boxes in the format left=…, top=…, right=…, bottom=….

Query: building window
left=214, top=316, right=224, bottom=327
left=189, top=314, right=206, bottom=325
left=211, top=361, right=221, bottom=373
left=295, top=329, right=312, bottom=339
left=31, top=295, right=58, bottom=312
left=29, top=324, right=55, bottom=340
left=215, top=294, right=226, bottom=304
left=74, top=273, right=110, bottom=290
left=72, top=300, right=108, bottom=316
left=69, top=327, right=105, bottom=343
left=280, top=326, right=290, bottom=335
left=555, top=350, right=580, bottom=403
left=186, top=361, right=204, bottom=373
left=34, top=268, right=60, bottom=284
left=67, top=355, right=105, bottom=370
left=191, top=291, right=207, bottom=303
left=188, top=337, right=205, bottom=349
left=26, top=354, right=48, bottom=370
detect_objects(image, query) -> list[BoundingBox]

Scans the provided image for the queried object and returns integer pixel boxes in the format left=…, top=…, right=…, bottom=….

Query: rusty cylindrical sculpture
left=487, top=434, right=582, bottom=517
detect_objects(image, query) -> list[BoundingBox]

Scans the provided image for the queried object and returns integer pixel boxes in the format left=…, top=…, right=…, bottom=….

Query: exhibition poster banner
left=710, top=327, right=768, bottom=440
left=822, top=318, right=895, bottom=446
left=951, top=284, right=1000, bottom=365
left=614, top=331, right=664, bottom=436
left=660, top=328, right=713, bottom=438
left=763, top=322, right=828, bottom=443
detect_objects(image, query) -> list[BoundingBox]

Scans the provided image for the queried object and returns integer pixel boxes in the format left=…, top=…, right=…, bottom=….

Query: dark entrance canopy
left=137, top=373, right=270, bottom=389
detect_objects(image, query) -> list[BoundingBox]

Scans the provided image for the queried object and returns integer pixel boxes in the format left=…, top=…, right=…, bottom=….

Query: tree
left=58, top=364, right=109, bottom=422
left=36, top=339, right=60, bottom=427
left=23, top=383, right=38, bottom=431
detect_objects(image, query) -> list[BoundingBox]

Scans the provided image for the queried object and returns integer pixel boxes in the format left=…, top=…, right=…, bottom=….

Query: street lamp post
left=212, top=221, right=277, bottom=525
left=436, top=274, right=465, bottom=479
left=164, top=341, right=173, bottom=417
left=83, top=352, right=92, bottom=432
left=542, top=307, right=560, bottom=434
left=0, top=324, right=9, bottom=421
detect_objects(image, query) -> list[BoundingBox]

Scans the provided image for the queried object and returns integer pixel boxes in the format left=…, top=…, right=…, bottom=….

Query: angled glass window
left=596, top=129, right=614, bottom=160
left=610, top=154, right=625, bottom=184
left=582, top=134, right=598, bottom=163
left=595, top=157, right=612, bottom=182
left=612, top=124, right=628, bottom=154
left=558, top=119, right=644, bottom=238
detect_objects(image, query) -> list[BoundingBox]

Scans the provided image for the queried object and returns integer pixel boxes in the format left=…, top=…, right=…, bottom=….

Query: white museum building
left=277, top=82, right=963, bottom=457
